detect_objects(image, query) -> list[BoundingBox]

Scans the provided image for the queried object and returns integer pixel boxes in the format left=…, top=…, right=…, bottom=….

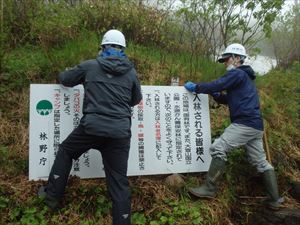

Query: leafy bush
left=271, top=2, right=300, bottom=68
left=256, top=70, right=300, bottom=170
left=132, top=199, right=205, bottom=225
left=30, top=2, right=80, bottom=49
left=2, top=1, right=178, bottom=51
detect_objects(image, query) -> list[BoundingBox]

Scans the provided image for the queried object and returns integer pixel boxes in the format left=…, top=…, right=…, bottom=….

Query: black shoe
left=38, top=186, right=61, bottom=211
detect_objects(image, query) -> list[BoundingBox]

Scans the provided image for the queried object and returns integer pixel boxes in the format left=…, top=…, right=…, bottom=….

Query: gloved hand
left=184, top=81, right=197, bottom=92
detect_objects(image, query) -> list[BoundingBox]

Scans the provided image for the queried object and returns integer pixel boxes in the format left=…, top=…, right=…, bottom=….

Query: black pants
left=46, top=124, right=131, bottom=225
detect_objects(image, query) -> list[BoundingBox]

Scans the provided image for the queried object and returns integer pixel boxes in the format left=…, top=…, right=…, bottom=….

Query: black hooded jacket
left=59, top=55, right=142, bottom=138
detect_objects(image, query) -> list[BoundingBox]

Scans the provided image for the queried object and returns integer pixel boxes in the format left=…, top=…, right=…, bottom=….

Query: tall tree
left=177, top=0, right=284, bottom=58
left=271, top=1, right=300, bottom=68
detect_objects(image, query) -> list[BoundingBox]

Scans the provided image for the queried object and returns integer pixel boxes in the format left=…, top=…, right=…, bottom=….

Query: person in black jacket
left=38, top=29, right=142, bottom=224
left=184, top=43, right=282, bottom=210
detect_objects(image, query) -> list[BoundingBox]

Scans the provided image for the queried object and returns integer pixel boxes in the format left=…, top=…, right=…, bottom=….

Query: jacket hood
left=238, top=65, right=256, bottom=80
left=96, top=56, right=133, bottom=76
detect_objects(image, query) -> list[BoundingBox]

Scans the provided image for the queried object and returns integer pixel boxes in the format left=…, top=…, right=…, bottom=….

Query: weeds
left=131, top=198, right=207, bottom=225
left=0, top=1, right=299, bottom=224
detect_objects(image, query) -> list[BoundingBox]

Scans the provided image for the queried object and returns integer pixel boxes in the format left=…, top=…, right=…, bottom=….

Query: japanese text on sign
left=29, top=85, right=211, bottom=180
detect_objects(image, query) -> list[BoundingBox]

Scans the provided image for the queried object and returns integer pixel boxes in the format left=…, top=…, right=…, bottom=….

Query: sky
left=164, top=0, right=298, bottom=14
left=282, top=0, right=298, bottom=13
left=148, top=0, right=298, bottom=72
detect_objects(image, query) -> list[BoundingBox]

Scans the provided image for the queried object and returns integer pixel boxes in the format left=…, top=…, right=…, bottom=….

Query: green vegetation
left=270, top=3, right=300, bottom=68
left=0, top=0, right=299, bottom=224
left=257, top=69, right=300, bottom=172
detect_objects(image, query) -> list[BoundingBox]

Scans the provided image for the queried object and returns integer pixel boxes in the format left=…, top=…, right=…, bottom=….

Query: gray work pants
left=210, top=123, right=273, bottom=172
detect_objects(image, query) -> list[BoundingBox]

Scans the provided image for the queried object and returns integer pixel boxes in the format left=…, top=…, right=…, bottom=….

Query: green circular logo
left=36, top=100, right=53, bottom=116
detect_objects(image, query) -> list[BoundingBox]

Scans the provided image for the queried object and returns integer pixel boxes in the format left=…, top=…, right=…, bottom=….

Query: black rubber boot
left=38, top=186, right=61, bottom=211
left=189, top=157, right=226, bottom=198
left=38, top=147, right=73, bottom=211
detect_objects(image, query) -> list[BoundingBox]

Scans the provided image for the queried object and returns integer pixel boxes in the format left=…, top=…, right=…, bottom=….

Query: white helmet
left=101, top=29, right=126, bottom=48
left=218, top=43, right=247, bottom=63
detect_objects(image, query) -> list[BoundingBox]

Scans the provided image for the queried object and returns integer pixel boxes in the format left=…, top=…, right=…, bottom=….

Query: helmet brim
left=217, top=54, right=231, bottom=63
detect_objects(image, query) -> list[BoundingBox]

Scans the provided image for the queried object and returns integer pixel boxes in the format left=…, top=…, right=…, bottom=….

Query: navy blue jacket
left=195, top=65, right=263, bottom=131
left=59, top=55, right=142, bottom=138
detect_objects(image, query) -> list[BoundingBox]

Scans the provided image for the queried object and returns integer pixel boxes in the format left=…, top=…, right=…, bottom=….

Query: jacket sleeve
left=195, top=70, right=242, bottom=94
left=58, top=64, right=86, bottom=87
left=130, top=73, right=142, bottom=106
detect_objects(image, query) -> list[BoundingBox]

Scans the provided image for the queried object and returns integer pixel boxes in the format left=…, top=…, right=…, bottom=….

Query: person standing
left=38, top=29, right=142, bottom=224
left=184, top=43, right=282, bottom=210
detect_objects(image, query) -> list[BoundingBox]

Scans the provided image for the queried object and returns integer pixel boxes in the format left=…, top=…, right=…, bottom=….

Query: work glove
left=184, top=81, right=197, bottom=92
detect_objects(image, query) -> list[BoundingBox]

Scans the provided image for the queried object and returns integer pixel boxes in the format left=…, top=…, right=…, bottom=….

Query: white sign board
left=29, top=84, right=211, bottom=180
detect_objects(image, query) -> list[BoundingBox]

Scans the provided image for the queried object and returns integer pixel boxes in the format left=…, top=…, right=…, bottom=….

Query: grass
left=0, top=33, right=233, bottom=224
left=0, top=174, right=237, bottom=225
left=0, top=30, right=300, bottom=224
left=256, top=70, right=300, bottom=173
left=127, top=42, right=224, bottom=85
left=1, top=30, right=224, bottom=97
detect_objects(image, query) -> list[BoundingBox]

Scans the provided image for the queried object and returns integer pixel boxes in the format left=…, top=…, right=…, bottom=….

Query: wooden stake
left=263, top=128, right=272, bottom=164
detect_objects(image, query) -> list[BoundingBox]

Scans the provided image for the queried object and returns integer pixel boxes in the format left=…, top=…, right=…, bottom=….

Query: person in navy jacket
left=184, top=43, right=282, bottom=210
